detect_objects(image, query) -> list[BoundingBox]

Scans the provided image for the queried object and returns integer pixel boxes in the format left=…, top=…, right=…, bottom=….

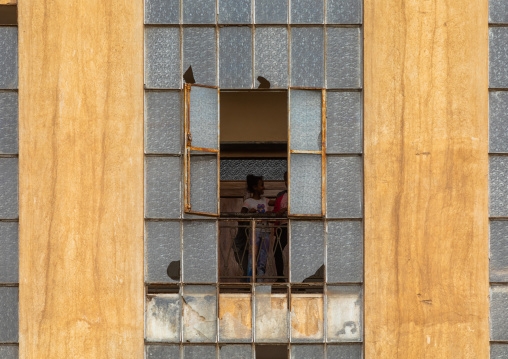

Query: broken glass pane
left=327, top=0, right=362, bottom=24
left=291, top=345, right=324, bottom=358
left=0, top=92, right=18, bottom=154
left=255, top=286, right=288, bottom=342
left=219, top=27, right=253, bottom=89
left=0, top=158, right=18, bottom=219
left=327, top=286, right=362, bottom=342
left=189, top=155, right=218, bottom=215
left=183, top=0, right=216, bottom=24
left=189, top=86, right=219, bottom=150
left=490, top=28, right=508, bottom=88
left=290, top=221, right=324, bottom=283
left=146, top=221, right=181, bottom=283
left=183, top=286, right=217, bottom=342
left=146, top=294, right=181, bottom=342
left=489, top=91, right=508, bottom=153
left=290, top=89, right=322, bottom=152
left=219, top=0, right=252, bottom=24
left=0, top=287, right=18, bottom=343
left=289, top=154, right=322, bottom=216
left=183, top=28, right=217, bottom=87
left=255, top=0, right=287, bottom=24
left=490, top=156, right=508, bottom=217
left=184, top=346, right=217, bottom=358
left=219, top=293, right=252, bottom=342
left=145, top=0, right=180, bottom=24
left=219, top=345, right=252, bottom=359
left=145, top=156, right=181, bottom=219
left=326, top=91, right=362, bottom=154
left=145, top=91, right=181, bottom=154
left=291, top=0, right=324, bottom=24
left=254, top=27, right=289, bottom=89
left=0, top=222, right=18, bottom=283
left=183, top=221, right=217, bottom=283
left=0, top=346, right=18, bottom=359
left=491, top=286, right=508, bottom=341
left=326, top=156, right=362, bottom=218
left=327, top=221, right=363, bottom=283
left=326, top=27, right=361, bottom=89
left=326, top=344, right=363, bottom=358
left=145, top=27, right=181, bottom=89
left=291, top=27, right=324, bottom=88
left=291, top=294, right=324, bottom=341
left=0, top=28, right=17, bottom=89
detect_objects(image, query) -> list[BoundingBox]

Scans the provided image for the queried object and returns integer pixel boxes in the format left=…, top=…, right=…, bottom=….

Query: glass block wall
left=489, top=1, right=508, bottom=357
left=144, top=0, right=363, bottom=357
left=0, top=16, right=19, bottom=359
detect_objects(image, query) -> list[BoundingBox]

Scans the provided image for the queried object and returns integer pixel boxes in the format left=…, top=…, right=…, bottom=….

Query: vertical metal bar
left=183, top=83, right=190, bottom=211
left=321, top=88, right=327, bottom=217
left=287, top=89, right=292, bottom=215
left=251, top=219, right=256, bottom=283
left=217, top=88, right=221, bottom=215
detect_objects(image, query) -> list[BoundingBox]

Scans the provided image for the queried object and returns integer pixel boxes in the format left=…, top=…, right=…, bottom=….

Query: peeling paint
left=327, top=287, right=362, bottom=342
left=183, top=287, right=217, bottom=342
left=219, top=294, right=252, bottom=341
left=145, top=294, right=181, bottom=342
left=291, top=294, right=324, bottom=341
left=255, top=290, right=288, bottom=342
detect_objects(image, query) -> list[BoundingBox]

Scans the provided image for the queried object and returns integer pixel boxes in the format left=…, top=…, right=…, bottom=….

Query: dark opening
left=0, top=5, right=16, bottom=25
left=256, top=345, right=288, bottom=359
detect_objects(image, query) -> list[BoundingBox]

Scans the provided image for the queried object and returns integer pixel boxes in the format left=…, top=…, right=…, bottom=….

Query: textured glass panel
left=219, top=294, right=252, bottom=342
left=219, top=0, right=252, bottom=24
left=490, top=221, right=508, bottom=282
left=183, top=286, right=217, bottom=342
left=490, top=91, right=508, bottom=153
left=255, top=0, right=287, bottom=24
left=189, top=86, right=218, bottom=150
left=183, top=28, right=217, bottom=86
left=219, top=27, right=253, bottom=89
left=291, top=345, right=324, bottom=358
left=183, top=0, right=216, bottom=24
left=327, top=286, right=362, bottom=342
left=290, top=89, right=322, bottom=151
left=0, top=92, right=18, bottom=154
left=189, top=155, right=218, bottom=215
left=289, top=154, right=322, bottom=215
left=0, top=346, right=18, bottom=359
left=0, top=222, right=18, bottom=283
left=145, top=27, right=181, bottom=89
left=326, top=344, right=363, bottom=358
left=146, top=221, right=181, bottom=283
left=145, top=91, right=181, bottom=154
left=219, top=345, right=252, bottom=359
left=326, top=92, right=361, bottom=154
left=490, top=0, right=508, bottom=24
left=491, top=286, right=508, bottom=341
left=327, top=156, right=362, bottom=218
left=0, top=28, right=17, bottom=89
left=327, top=221, right=362, bottom=283
left=327, top=28, right=361, bottom=89
left=184, top=346, right=217, bottom=358
left=291, top=27, right=324, bottom=87
left=183, top=221, right=217, bottom=283
left=147, top=345, right=180, bottom=359
left=0, top=158, right=18, bottom=219
left=290, top=221, right=324, bottom=283
left=145, top=157, right=181, bottom=218
left=327, top=0, right=362, bottom=24
left=490, top=28, right=508, bottom=88
left=255, top=27, right=289, bottom=89
left=490, top=156, right=508, bottom=217
left=291, top=0, right=324, bottom=24
left=291, top=294, right=324, bottom=341
left=145, top=0, right=180, bottom=24
left=221, top=159, right=287, bottom=181
left=146, top=294, right=181, bottom=342
left=0, top=287, right=18, bottom=343
left=255, top=286, right=288, bottom=342
left=492, top=343, right=508, bottom=359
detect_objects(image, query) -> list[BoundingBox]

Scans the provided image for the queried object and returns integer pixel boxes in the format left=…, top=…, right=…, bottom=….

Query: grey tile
left=326, top=344, right=362, bottom=358
left=290, top=0, right=324, bottom=24
left=146, top=221, right=181, bottom=283
left=326, top=156, right=362, bottom=218
left=183, top=28, right=217, bottom=86
left=145, top=27, right=181, bottom=89
left=326, top=27, right=361, bottom=89
left=489, top=91, right=508, bottom=153
left=0, top=287, right=18, bottom=343
left=0, top=158, right=18, bottom=219
left=145, top=0, right=180, bottom=24
left=490, top=156, right=508, bottom=217
left=184, top=345, right=217, bottom=358
left=145, top=91, right=181, bottom=154
left=492, top=343, right=508, bottom=359
left=219, top=27, right=253, bottom=89
left=0, top=346, right=18, bottom=359
left=254, top=27, right=289, bottom=88
left=0, top=28, right=17, bottom=89
left=0, top=223, right=18, bottom=283
left=290, top=221, right=325, bottom=283
left=326, top=92, right=362, bottom=154
left=490, top=286, right=508, bottom=341
left=291, top=27, right=324, bottom=87
left=327, top=0, right=362, bottom=24
left=255, top=0, right=287, bottom=24
left=291, top=345, right=324, bottom=359
left=490, top=28, right=508, bottom=88
left=219, top=345, right=252, bottom=359
left=0, top=92, right=18, bottom=154
left=327, top=221, right=363, bottom=283
left=183, top=221, right=217, bottom=283
left=183, top=0, right=217, bottom=24
left=219, top=0, right=252, bottom=24
left=490, top=0, right=508, bottom=24
left=145, top=156, right=181, bottom=219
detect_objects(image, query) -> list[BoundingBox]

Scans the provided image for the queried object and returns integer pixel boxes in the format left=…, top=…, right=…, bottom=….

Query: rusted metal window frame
left=183, top=83, right=221, bottom=217
left=287, top=87, right=327, bottom=218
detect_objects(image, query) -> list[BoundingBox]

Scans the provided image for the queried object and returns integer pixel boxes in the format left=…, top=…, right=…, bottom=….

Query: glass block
left=327, top=156, right=362, bottom=218
left=146, top=221, right=181, bottom=283
left=255, top=0, right=287, bottom=24
left=0, top=28, right=18, bottom=89
left=290, top=221, right=324, bottom=283
left=0, top=222, right=18, bottom=283
left=145, top=91, right=181, bottom=154
left=145, top=0, right=180, bottom=24
left=290, top=89, right=322, bottom=151
left=219, top=345, right=252, bottom=359
left=183, top=286, right=217, bottom=342
left=0, top=287, right=18, bottom=343
left=184, top=346, right=217, bottom=358
left=219, top=27, right=253, bottom=89
left=219, top=0, right=252, bottom=24
left=145, top=27, right=181, bottom=89
left=490, top=28, right=508, bottom=88
left=491, top=343, right=508, bottom=359
left=183, top=28, right=217, bottom=86
left=327, top=286, right=362, bottom=342
left=291, top=27, right=324, bottom=87
left=0, top=92, right=18, bottom=154
left=146, top=294, right=181, bottom=342
left=0, top=346, right=18, bottom=359
left=290, top=0, right=324, bottom=24
left=490, top=156, right=508, bottom=217
left=183, top=221, right=217, bottom=283
left=0, top=158, right=18, bottom=219
left=326, top=344, right=363, bottom=358
left=145, top=156, right=181, bottom=218
left=326, top=92, right=362, bottom=154
left=490, top=221, right=508, bottom=282
left=254, top=27, right=289, bottom=89
left=491, top=286, right=508, bottom=341
left=289, top=154, right=322, bottom=216
left=327, top=221, right=362, bottom=283
left=189, top=86, right=219, bottom=150
left=291, top=345, right=324, bottom=358
left=490, top=0, right=508, bottom=24
left=326, top=28, right=361, bottom=89
left=183, top=0, right=217, bottom=24
left=219, top=293, right=252, bottom=342
left=291, top=294, right=324, bottom=341
left=189, top=155, right=218, bottom=215
left=327, top=0, right=362, bottom=24
left=255, top=286, right=288, bottom=342
left=490, top=91, right=508, bottom=153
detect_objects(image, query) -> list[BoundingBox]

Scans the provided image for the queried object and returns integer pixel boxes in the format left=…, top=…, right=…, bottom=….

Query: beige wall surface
left=18, top=1, right=144, bottom=358
left=364, top=0, right=489, bottom=357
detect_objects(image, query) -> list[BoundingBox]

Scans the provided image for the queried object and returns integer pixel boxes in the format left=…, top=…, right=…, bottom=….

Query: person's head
left=246, top=174, right=264, bottom=195
left=284, top=171, right=288, bottom=188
